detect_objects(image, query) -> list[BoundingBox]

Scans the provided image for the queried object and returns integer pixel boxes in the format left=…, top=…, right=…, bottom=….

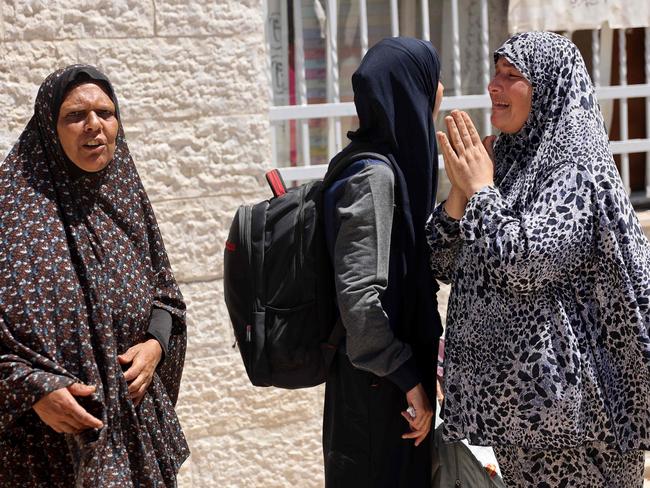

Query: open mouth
left=82, top=140, right=105, bottom=150
left=492, top=101, right=510, bottom=110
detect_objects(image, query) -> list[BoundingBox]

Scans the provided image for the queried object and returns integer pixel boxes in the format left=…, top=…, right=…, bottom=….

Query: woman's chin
left=70, top=157, right=111, bottom=173
left=490, top=114, right=508, bottom=133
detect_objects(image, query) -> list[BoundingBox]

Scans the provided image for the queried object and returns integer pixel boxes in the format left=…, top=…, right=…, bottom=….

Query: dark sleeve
left=147, top=307, right=172, bottom=359
left=333, top=163, right=420, bottom=393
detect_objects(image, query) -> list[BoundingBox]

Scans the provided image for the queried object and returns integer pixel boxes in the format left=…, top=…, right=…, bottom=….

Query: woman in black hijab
left=322, top=37, right=443, bottom=487
left=0, top=65, right=188, bottom=486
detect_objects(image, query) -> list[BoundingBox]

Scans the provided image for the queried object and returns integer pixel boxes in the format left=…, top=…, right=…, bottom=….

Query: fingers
left=401, top=409, right=428, bottom=431
left=62, top=416, right=88, bottom=431
left=67, top=398, right=103, bottom=429
left=436, top=132, right=460, bottom=186
left=118, top=346, right=138, bottom=365
left=450, top=111, right=473, bottom=149
left=67, top=383, right=96, bottom=397
left=401, top=412, right=432, bottom=447
left=461, top=111, right=483, bottom=146
left=131, top=387, right=149, bottom=406
left=436, top=131, right=457, bottom=163
left=445, top=114, right=465, bottom=154
left=129, top=376, right=152, bottom=406
left=122, top=358, right=144, bottom=382
left=402, top=427, right=431, bottom=446
left=402, top=430, right=422, bottom=439
left=57, top=420, right=84, bottom=434
left=65, top=384, right=103, bottom=428
left=33, top=386, right=103, bottom=434
left=127, top=371, right=150, bottom=395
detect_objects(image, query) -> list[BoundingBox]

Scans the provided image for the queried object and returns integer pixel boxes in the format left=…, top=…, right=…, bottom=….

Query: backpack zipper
left=243, top=205, right=252, bottom=266
left=296, top=186, right=306, bottom=271
left=241, top=205, right=254, bottom=366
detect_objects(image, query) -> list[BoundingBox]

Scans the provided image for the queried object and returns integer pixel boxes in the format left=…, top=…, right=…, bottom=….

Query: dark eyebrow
left=60, top=103, right=115, bottom=114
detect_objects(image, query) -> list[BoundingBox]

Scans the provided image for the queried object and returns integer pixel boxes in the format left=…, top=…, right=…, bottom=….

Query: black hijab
left=333, top=37, right=442, bottom=344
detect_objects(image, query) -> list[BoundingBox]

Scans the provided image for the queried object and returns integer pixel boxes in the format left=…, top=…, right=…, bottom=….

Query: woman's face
left=56, top=82, right=118, bottom=172
left=488, top=57, right=532, bottom=134
left=432, top=81, right=444, bottom=119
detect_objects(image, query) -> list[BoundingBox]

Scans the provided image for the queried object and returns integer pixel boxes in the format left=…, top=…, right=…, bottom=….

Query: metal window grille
left=266, top=1, right=650, bottom=205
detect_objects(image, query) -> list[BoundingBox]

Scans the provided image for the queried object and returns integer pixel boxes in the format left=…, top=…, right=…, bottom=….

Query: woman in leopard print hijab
left=428, top=32, right=649, bottom=487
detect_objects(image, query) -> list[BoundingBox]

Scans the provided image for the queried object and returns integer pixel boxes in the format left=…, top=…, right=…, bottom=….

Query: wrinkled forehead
left=59, top=80, right=114, bottom=108
left=494, top=32, right=579, bottom=88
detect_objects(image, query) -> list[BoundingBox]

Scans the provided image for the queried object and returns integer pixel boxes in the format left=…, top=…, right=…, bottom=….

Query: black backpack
left=223, top=150, right=391, bottom=388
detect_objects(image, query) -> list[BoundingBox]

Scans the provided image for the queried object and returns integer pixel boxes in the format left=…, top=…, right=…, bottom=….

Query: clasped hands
left=33, top=338, right=162, bottom=434
left=437, top=110, right=495, bottom=219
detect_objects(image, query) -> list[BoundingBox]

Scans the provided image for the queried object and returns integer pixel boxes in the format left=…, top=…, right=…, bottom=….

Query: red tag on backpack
left=265, top=169, right=287, bottom=197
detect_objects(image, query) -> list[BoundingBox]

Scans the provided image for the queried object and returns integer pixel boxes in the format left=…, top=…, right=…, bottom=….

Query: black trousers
left=323, top=348, right=435, bottom=488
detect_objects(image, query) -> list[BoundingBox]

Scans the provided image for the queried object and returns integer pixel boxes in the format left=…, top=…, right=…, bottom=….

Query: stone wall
left=0, top=1, right=325, bottom=486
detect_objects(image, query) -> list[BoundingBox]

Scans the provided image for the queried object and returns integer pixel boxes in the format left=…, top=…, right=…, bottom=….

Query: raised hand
left=437, top=110, right=494, bottom=200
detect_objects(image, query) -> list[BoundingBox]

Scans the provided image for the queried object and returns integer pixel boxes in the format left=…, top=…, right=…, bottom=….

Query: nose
left=84, top=111, right=101, bottom=132
left=488, top=76, right=501, bottom=95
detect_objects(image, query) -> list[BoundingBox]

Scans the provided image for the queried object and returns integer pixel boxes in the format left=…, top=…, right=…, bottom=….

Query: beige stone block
left=175, top=353, right=324, bottom=440
left=156, top=0, right=264, bottom=38
left=2, top=0, right=154, bottom=40
left=0, top=41, right=79, bottom=139
left=128, top=115, right=272, bottom=202
left=180, top=280, right=236, bottom=359
left=74, top=37, right=269, bottom=121
left=0, top=133, right=17, bottom=162
left=153, top=194, right=267, bottom=283
left=177, top=419, right=324, bottom=488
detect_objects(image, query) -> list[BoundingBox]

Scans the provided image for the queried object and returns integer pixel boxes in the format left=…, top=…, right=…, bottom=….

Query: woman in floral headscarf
left=0, top=65, right=188, bottom=486
left=427, top=32, right=649, bottom=487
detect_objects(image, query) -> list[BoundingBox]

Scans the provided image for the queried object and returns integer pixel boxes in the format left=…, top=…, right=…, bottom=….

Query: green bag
left=431, top=424, right=506, bottom=488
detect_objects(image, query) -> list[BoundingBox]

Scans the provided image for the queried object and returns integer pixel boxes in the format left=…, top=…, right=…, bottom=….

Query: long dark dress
left=0, top=65, right=189, bottom=487
left=322, top=37, right=443, bottom=488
